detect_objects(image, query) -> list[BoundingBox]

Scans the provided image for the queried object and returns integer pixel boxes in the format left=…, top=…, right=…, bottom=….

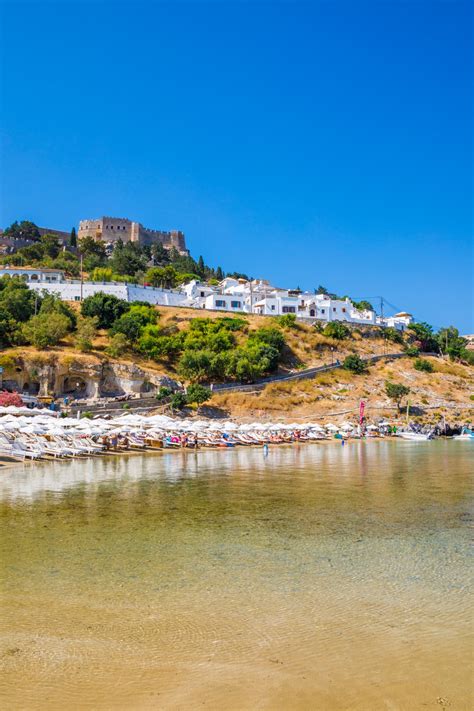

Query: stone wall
left=78, top=216, right=188, bottom=253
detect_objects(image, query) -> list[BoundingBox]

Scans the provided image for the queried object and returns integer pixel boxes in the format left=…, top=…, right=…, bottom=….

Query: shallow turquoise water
left=0, top=440, right=472, bottom=710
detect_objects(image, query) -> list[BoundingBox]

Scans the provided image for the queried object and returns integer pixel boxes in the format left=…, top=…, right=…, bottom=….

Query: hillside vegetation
left=0, top=278, right=472, bottom=422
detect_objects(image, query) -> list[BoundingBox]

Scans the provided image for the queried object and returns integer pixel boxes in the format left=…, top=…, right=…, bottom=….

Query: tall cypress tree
left=197, top=255, right=205, bottom=278
left=70, top=227, right=77, bottom=248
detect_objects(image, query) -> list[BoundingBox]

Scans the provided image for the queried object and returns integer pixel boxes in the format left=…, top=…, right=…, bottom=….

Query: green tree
left=0, top=305, right=19, bottom=347
left=352, top=300, right=374, bottom=312
left=186, top=383, right=211, bottom=408
left=78, top=235, right=107, bottom=259
left=3, top=220, right=40, bottom=241
left=343, top=354, right=368, bottom=374
left=109, top=241, right=147, bottom=277
left=178, top=349, right=213, bottom=382
left=385, top=381, right=410, bottom=411
left=39, top=233, right=61, bottom=259
left=81, top=292, right=129, bottom=329
left=90, top=267, right=114, bottom=282
left=437, top=326, right=467, bottom=360
left=111, top=305, right=157, bottom=343
left=69, top=227, right=77, bottom=248
left=39, top=292, right=76, bottom=331
left=22, top=312, right=70, bottom=348
left=197, top=255, right=205, bottom=277
left=144, top=266, right=179, bottom=288
left=151, top=243, right=170, bottom=265
left=215, top=266, right=224, bottom=281
left=407, top=322, right=438, bottom=353
left=0, top=277, right=38, bottom=322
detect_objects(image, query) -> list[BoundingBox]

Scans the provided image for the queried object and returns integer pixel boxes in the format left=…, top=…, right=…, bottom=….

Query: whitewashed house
left=377, top=312, right=414, bottom=331
left=0, top=266, right=66, bottom=283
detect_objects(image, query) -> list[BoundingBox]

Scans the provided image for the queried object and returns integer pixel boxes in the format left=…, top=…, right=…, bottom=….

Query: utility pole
left=80, top=253, right=84, bottom=302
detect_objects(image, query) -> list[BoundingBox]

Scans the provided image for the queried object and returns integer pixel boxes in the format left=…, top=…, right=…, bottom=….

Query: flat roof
left=0, top=266, right=65, bottom=273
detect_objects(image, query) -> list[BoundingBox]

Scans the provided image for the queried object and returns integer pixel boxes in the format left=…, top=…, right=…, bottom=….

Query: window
left=342, top=307, right=346, bottom=313
left=74, top=296, right=81, bottom=302
left=231, top=300, right=241, bottom=309
left=282, top=306, right=296, bottom=313
left=200, top=291, right=205, bottom=297
left=333, top=307, right=336, bottom=312
left=271, top=305, right=275, bottom=311
left=215, top=299, right=226, bottom=308
left=310, top=309, right=315, bottom=317
left=321, top=309, right=325, bottom=314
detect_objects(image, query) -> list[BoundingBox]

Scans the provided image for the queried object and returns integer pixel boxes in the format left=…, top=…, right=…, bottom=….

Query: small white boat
left=453, top=428, right=474, bottom=441
left=397, top=431, right=433, bottom=441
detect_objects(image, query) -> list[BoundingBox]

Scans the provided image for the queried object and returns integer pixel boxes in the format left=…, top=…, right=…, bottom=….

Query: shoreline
left=0, top=435, right=454, bottom=472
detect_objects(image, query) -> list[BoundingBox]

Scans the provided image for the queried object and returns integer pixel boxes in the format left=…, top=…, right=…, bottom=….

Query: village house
left=1, top=267, right=413, bottom=330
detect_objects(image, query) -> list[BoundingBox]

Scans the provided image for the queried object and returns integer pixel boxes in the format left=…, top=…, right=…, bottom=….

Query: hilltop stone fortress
left=78, top=216, right=188, bottom=254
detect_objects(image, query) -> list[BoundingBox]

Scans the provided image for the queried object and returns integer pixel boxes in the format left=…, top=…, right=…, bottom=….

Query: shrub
left=74, top=316, right=98, bottom=353
left=342, top=354, right=367, bottom=374
left=39, top=293, right=76, bottom=331
left=404, top=346, right=420, bottom=357
left=277, top=313, right=297, bottom=328
left=170, top=392, right=187, bottom=410
left=248, top=327, right=285, bottom=352
left=186, top=383, right=211, bottom=406
left=22, top=312, right=70, bottom=349
left=413, top=358, right=434, bottom=373
left=0, top=391, right=23, bottom=407
left=323, top=322, right=350, bottom=340
left=111, top=305, right=157, bottom=343
left=156, top=386, right=172, bottom=401
left=382, top=327, right=403, bottom=344
left=105, top=333, right=129, bottom=357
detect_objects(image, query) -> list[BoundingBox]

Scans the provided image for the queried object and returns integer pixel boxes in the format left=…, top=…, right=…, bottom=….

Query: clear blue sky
left=1, top=1, right=472, bottom=330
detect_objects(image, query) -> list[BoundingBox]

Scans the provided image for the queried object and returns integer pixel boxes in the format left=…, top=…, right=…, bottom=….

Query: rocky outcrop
left=0, top=353, right=179, bottom=399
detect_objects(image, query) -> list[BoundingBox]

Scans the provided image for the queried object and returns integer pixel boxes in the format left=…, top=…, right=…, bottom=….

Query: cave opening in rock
left=22, top=382, right=40, bottom=395
left=62, top=376, right=87, bottom=397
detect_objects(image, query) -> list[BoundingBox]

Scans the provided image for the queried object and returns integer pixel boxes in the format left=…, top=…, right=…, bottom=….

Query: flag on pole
left=359, top=400, right=365, bottom=424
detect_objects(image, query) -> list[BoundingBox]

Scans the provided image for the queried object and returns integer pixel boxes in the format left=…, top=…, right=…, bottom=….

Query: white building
left=377, top=312, right=414, bottom=331
left=0, top=266, right=66, bottom=283
left=9, top=270, right=413, bottom=331
left=27, top=280, right=188, bottom=307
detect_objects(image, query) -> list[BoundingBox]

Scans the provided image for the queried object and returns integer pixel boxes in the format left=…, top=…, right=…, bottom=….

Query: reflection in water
left=0, top=441, right=472, bottom=710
